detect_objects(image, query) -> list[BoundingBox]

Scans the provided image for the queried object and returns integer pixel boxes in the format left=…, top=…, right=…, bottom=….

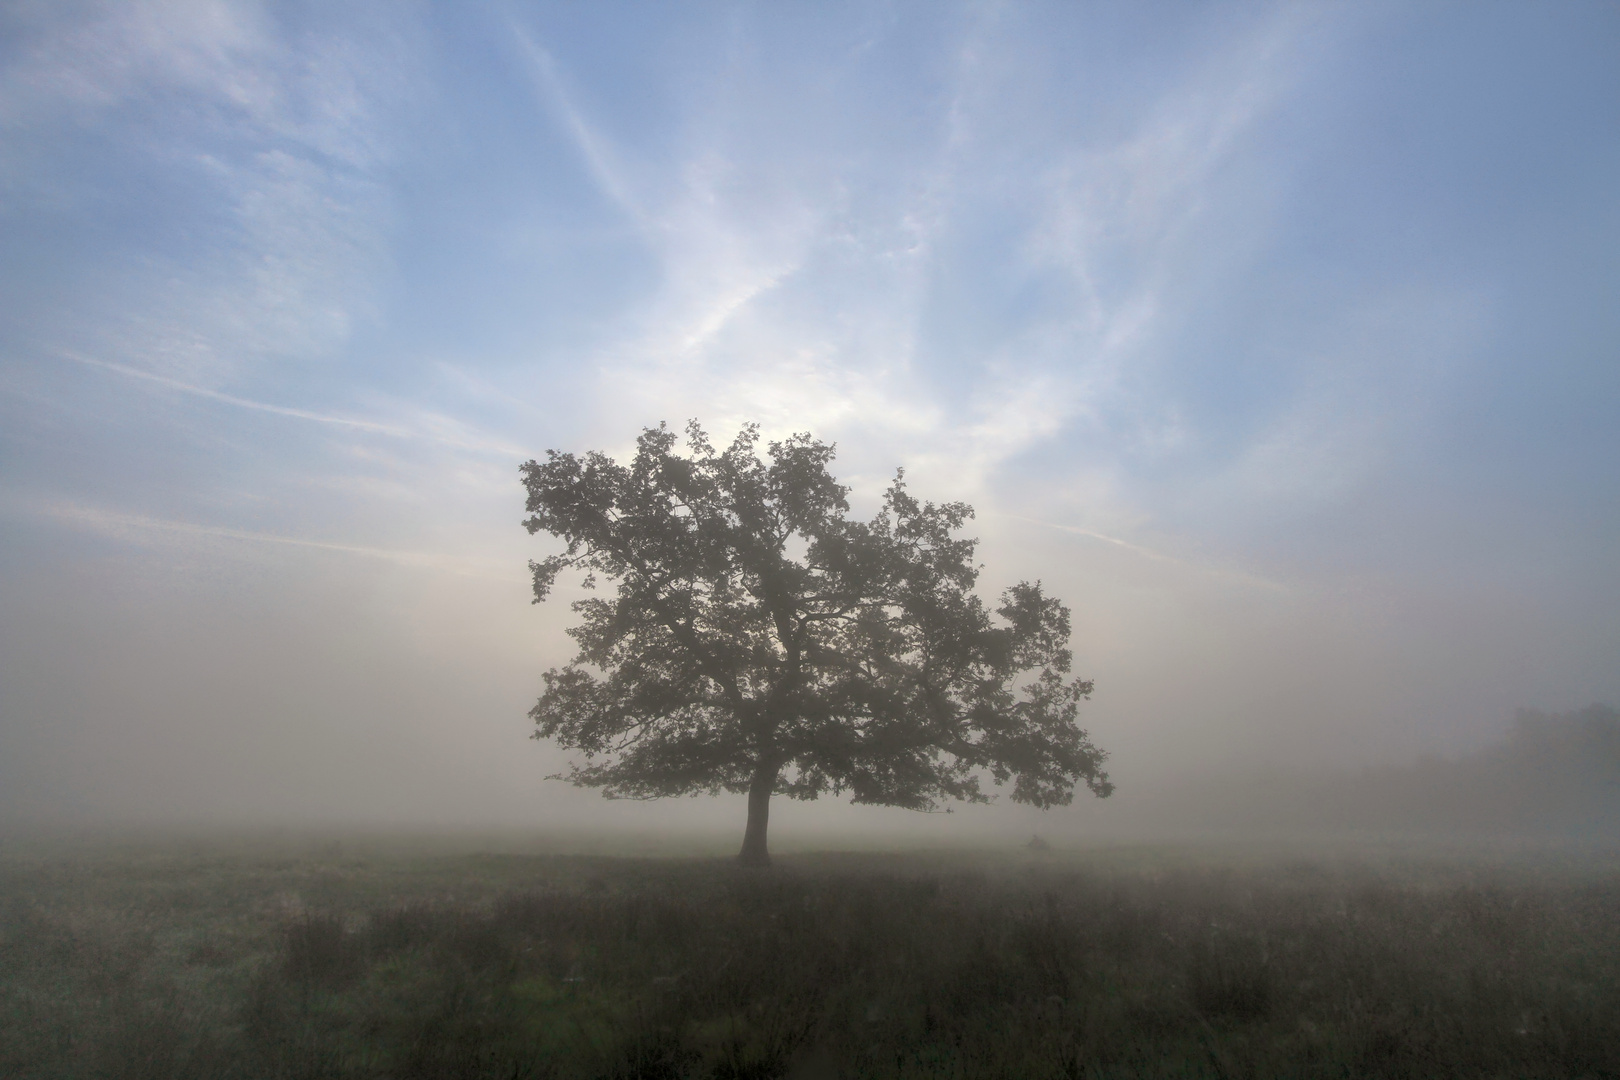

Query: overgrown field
left=2, top=836, right=1618, bottom=1079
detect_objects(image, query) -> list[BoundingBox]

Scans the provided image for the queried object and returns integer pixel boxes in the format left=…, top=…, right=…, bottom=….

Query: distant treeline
left=1146, top=705, right=1620, bottom=838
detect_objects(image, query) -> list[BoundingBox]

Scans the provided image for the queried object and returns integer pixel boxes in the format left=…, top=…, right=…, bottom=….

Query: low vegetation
left=2, top=837, right=1618, bottom=1078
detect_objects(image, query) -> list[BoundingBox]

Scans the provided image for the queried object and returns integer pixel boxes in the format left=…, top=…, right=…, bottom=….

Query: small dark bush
left=279, top=912, right=358, bottom=985
left=368, top=902, right=445, bottom=952
left=1186, top=933, right=1273, bottom=1022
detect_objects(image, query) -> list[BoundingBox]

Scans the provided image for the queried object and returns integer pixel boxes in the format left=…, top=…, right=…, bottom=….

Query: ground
left=2, top=831, right=1618, bottom=1078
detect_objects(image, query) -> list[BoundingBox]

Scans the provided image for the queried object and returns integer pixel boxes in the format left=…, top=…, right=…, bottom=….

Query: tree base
left=738, top=764, right=775, bottom=868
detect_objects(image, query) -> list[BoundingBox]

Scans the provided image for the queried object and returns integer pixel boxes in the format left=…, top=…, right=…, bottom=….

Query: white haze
left=1, top=1, right=1618, bottom=841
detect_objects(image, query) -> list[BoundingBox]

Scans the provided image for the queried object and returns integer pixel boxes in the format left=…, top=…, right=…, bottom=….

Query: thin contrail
left=62, top=352, right=413, bottom=435
left=39, top=501, right=520, bottom=579
left=60, top=351, right=531, bottom=457
left=1006, top=514, right=1287, bottom=592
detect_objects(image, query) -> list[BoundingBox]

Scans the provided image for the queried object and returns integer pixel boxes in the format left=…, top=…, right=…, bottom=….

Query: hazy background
left=2, top=1, right=1617, bottom=841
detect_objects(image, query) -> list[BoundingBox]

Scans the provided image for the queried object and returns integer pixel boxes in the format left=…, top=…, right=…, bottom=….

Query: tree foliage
left=520, top=422, right=1110, bottom=857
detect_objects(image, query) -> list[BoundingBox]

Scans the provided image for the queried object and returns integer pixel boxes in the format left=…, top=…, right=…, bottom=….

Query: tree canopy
left=521, top=422, right=1111, bottom=864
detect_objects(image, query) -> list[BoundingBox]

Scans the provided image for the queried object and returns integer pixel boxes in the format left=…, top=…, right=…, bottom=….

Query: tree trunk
left=737, top=763, right=777, bottom=866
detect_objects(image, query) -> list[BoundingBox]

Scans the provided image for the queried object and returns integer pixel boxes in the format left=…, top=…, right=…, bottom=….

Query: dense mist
left=2, top=2, right=1619, bottom=847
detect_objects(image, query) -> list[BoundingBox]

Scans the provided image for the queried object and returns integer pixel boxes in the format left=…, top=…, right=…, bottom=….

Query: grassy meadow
left=2, top=832, right=1618, bottom=1079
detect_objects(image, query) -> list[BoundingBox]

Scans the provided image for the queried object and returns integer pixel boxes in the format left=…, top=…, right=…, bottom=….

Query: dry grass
left=2, top=836, right=1618, bottom=1078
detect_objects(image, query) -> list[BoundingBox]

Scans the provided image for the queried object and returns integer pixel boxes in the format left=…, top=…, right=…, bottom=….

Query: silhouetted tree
left=520, top=422, right=1112, bottom=865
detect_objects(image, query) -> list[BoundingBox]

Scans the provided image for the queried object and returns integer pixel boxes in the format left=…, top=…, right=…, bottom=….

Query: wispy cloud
left=514, top=18, right=819, bottom=383
left=515, top=4, right=1317, bottom=521
left=507, top=19, right=828, bottom=416
left=509, top=25, right=646, bottom=228
left=1196, top=283, right=1488, bottom=521
left=0, top=0, right=269, bottom=127
left=2, top=1, right=405, bottom=384
left=1018, top=10, right=1313, bottom=438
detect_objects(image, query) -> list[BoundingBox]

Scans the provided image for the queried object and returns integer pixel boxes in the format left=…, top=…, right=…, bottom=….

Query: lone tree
left=521, top=422, right=1111, bottom=865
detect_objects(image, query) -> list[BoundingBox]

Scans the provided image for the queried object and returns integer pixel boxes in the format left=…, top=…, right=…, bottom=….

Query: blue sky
left=2, top=1, right=1617, bottom=832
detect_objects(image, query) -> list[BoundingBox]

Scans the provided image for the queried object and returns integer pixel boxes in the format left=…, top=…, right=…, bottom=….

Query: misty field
left=2, top=836, right=1618, bottom=1079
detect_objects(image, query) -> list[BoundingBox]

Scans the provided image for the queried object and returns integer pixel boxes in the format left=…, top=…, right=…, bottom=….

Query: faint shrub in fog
left=1489, top=704, right=1620, bottom=830
left=1185, top=931, right=1272, bottom=1021
left=1147, top=702, right=1620, bottom=838
left=366, top=901, right=444, bottom=953
left=278, top=912, right=358, bottom=986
